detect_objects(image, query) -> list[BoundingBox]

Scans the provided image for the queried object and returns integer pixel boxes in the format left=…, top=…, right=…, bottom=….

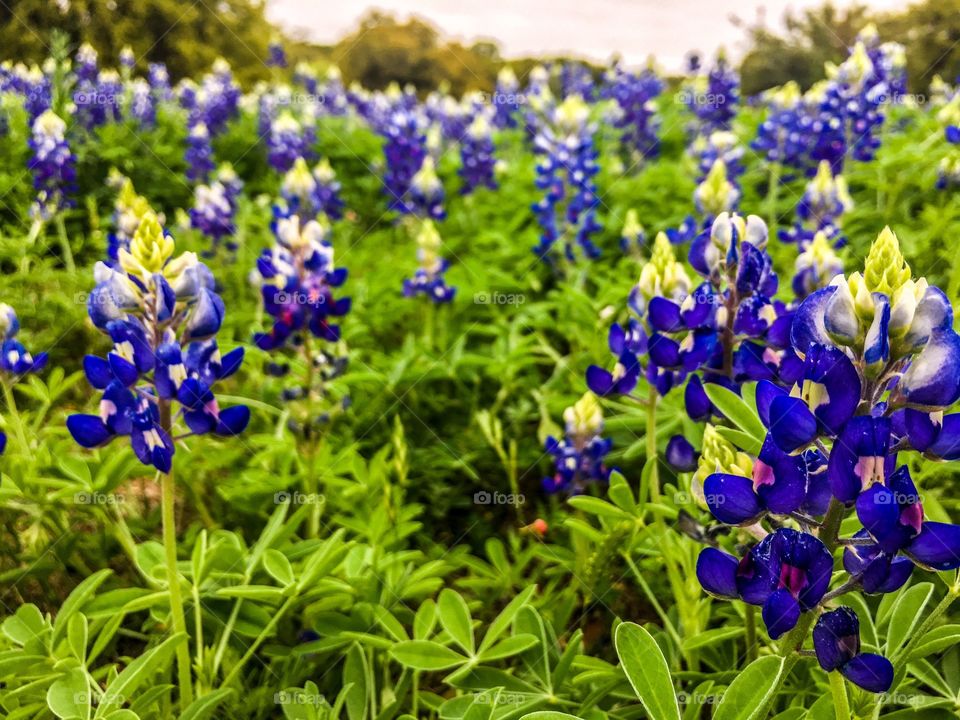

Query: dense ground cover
left=1, top=31, right=960, bottom=720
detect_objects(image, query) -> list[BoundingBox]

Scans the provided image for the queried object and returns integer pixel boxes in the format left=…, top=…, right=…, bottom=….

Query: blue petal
left=67, top=414, right=113, bottom=447
left=647, top=297, right=684, bottom=332
left=928, top=414, right=960, bottom=460
left=813, top=607, right=859, bottom=671
left=762, top=588, right=800, bottom=639
left=840, top=654, right=893, bottom=694
left=704, top=473, right=762, bottom=525
left=696, top=548, right=739, bottom=599
left=901, top=329, right=960, bottom=407
left=83, top=355, right=113, bottom=389
left=906, top=522, right=960, bottom=571
left=768, top=396, right=818, bottom=452
left=216, top=405, right=250, bottom=435
left=791, top=286, right=836, bottom=354
left=665, top=435, right=698, bottom=472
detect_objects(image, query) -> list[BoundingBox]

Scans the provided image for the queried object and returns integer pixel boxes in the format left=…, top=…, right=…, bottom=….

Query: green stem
left=891, top=581, right=959, bottom=664
left=2, top=382, right=29, bottom=454
left=54, top=214, right=76, bottom=273
left=767, top=161, right=781, bottom=231
left=159, top=402, right=194, bottom=711
left=646, top=384, right=659, bottom=503
left=745, top=605, right=758, bottom=663
left=829, top=669, right=851, bottom=720
left=622, top=552, right=683, bottom=649
left=221, top=595, right=297, bottom=688
left=211, top=597, right=244, bottom=680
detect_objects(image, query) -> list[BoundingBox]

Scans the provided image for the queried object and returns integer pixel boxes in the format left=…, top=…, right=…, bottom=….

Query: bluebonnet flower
left=281, top=157, right=344, bottom=221
left=459, top=114, right=497, bottom=194
left=752, top=82, right=808, bottom=171
left=697, top=528, right=832, bottom=639
left=620, top=209, right=645, bottom=255
left=190, top=182, right=237, bottom=253
left=381, top=109, right=429, bottom=215
left=309, top=159, right=344, bottom=220
left=119, top=46, right=136, bottom=71
left=696, top=225, right=960, bottom=690
left=587, top=232, right=711, bottom=398
left=665, top=434, right=698, bottom=472
left=543, top=393, right=612, bottom=494
left=691, top=131, right=744, bottom=182
left=531, top=95, right=602, bottom=262
left=492, top=66, right=522, bottom=129
left=68, top=211, right=249, bottom=473
left=28, top=110, right=75, bottom=221
left=559, top=62, right=594, bottom=100
left=409, top=156, right=446, bottom=220
left=601, top=60, right=663, bottom=165
left=0, top=304, right=48, bottom=379
left=129, top=78, right=156, bottom=128
left=779, top=160, right=853, bottom=247
left=148, top=63, right=173, bottom=102
left=106, top=174, right=152, bottom=265
left=215, top=163, right=244, bottom=204
left=682, top=52, right=739, bottom=134
left=267, top=41, right=287, bottom=69
left=185, top=121, right=215, bottom=184
left=402, top=220, right=455, bottom=303
left=253, top=214, right=350, bottom=352
left=693, top=159, right=739, bottom=222
left=936, top=95, right=960, bottom=189
left=75, top=43, right=98, bottom=84
left=792, top=231, right=844, bottom=299
left=268, top=112, right=309, bottom=173
left=813, top=608, right=893, bottom=693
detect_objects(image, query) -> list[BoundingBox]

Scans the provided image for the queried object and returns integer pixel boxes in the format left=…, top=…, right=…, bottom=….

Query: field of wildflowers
left=1, top=24, right=960, bottom=720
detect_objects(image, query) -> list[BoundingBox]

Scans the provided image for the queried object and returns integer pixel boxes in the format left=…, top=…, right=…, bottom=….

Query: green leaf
left=703, top=384, right=766, bottom=442
left=520, top=713, right=585, bottom=720
left=886, top=582, right=933, bottom=656
left=714, top=427, right=763, bottom=457
left=566, top=496, right=632, bottom=520
left=262, top=549, right=295, bottom=587
left=907, top=624, right=960, bottom=661
left=344, top=644, right=368, bottom=720
left=614, top=622, right=680, bottom=720
left=180, top=689, right=234, bottom=720
left=389, top=640, right=466, bottom=670
left=2, top=604, right=48, bottom=647
left=607, top=471, right=636, bottom=513
left=93, top=633, right=186, bottom=718
left=47, top=667, right=90, bottom=720
left=67, top=614, right=88, bottom=664
left=437, top=589, right=475, bottom=655
left=681, top=627, right=744, bottom=652
left=53, top=569, right=112, bottom=646
left=478, top=585, right=535, bottom=652
left=477, top=633, right=539, bottom=662
left=713, top=655, right=785, bottom=720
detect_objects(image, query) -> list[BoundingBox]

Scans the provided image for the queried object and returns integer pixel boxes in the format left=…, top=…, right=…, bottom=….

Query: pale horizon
left=267, top=0, right=907, bottom=72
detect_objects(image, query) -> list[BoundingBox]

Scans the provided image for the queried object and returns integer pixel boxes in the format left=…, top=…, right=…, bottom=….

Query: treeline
left=1, top=0, right=958, bottom=96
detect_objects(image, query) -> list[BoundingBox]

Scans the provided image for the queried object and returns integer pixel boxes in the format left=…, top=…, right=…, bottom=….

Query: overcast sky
left=266, top=0, right=905, bottom=72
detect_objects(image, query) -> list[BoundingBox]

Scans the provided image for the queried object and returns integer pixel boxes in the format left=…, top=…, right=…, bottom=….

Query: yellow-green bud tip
left=864, top=226, right=911, bottom=296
